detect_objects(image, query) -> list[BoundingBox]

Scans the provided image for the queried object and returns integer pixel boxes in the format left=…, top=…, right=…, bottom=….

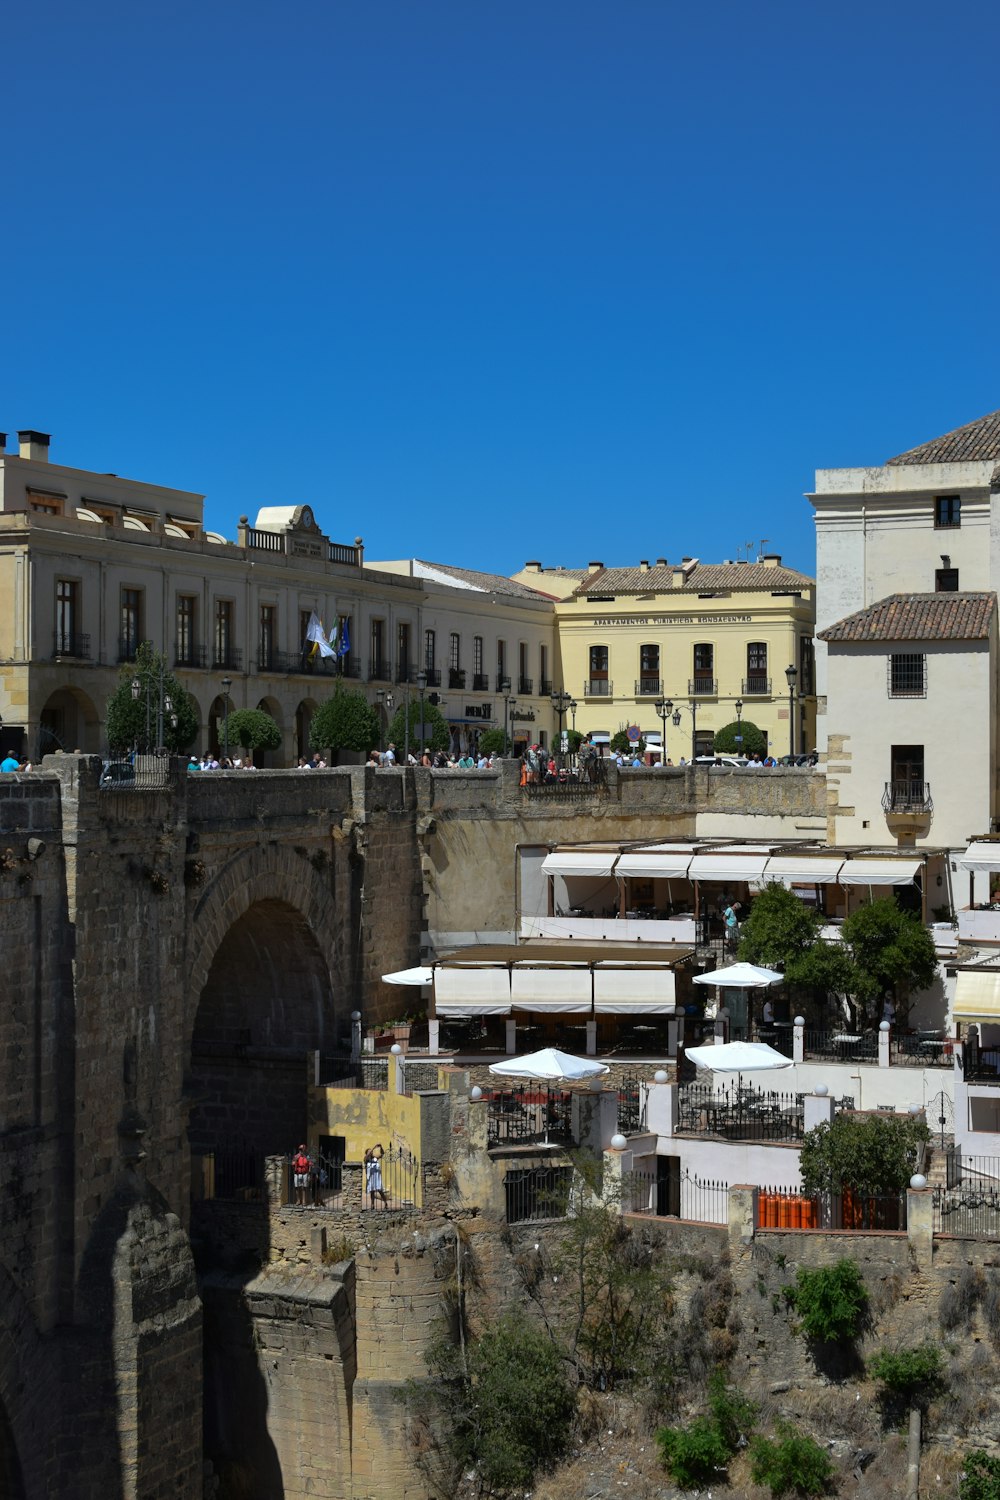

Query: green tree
left=869, top=1344, right=945, bottom=1408
left=787, top=1259, right=868, bottom=1345
left=223, top=708, right=282, bottom=755
left=566, top=728, right=584, bottom=756
left=714, top=718, right=766, bottom=756
left=961, top=1450, right=1000, bottom=1500
left=840, top=899, right=937, bottom=1027
left=385, top=698, right=450, bottom=755
left=309, top=685, right=380, bottom=763
left=799, top=1112, right=929, bottom=1197
left=610, top=729, right=646, bottom=757
left=476, top=727, right=509, bottom=757
left=749, top=1425, right=834, bottom=1496
left=737, top=884, right=851, bottom=995
left=105, top=641, right=198, bottom=753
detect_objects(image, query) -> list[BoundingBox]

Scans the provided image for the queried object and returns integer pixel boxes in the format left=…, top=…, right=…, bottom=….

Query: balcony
left=742, top=676, right=771, bottom=696
left=635, top=677, right=662, bottom=696
left=423, top=668, right=441, bottom=687
left=518, top=676, right=533, bottom=696
left=257, top=645, right=277, bottom=673
left=584, top=679, right=613, bottom=697
left=539, top=677, right=553, bottom=697
left=963, top=1045, right=1000, bottom=1085
left=882, top=781, right=933, bottom=814
left=689, top=677, right=717, bottom=696
left=211, top=646, right=243, bottom=672
left=396, top=663, right=417, bottom=684
left=117, top=635, right=141, bottom=664
left=52, top=632, right=90, bottom=660
left=174, top=643, right=207, bottom=669
left=472, top=673, right=490, bottom=692
left=369, top=659, right=391, bottom=682
left=449, top=668, right=466, bottom=689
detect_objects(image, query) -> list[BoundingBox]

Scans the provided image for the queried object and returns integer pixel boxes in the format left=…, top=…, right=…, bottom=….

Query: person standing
left=292, top=1143, right=312, bottom=1205
left=723, top=901, right=742, bottom=952
left=364, top=1144, right=388, bottom=1209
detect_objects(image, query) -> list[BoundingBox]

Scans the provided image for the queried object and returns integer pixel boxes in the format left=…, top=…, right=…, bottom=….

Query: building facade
left=514, top=554, right=817, bottom=761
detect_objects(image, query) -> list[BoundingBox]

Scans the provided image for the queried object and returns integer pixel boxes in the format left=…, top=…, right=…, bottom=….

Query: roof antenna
left=758, top=538, right=769, bottom=561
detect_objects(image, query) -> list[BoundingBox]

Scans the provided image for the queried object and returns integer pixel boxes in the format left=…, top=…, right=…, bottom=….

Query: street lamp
left=416, top=669, right=428, bottom=754
left=500, top=677, right=515, bottom=754
left=569, top=698, right=577, bottom=730
left=221, top=676, right=232, bottom=761
left=550, top=689, right=571, bottom=764
left=376, top=689, right=394, bottom=749
left=734, top=697, right=744, bottom=753
left=672, top=701, right=698, bottom=762
left=784, top=664, right=798, bottom=757
left=653, top=696, right=674, bottom=766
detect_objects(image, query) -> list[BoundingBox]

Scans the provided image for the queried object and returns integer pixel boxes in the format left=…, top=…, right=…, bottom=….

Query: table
left=832, top=1033, right=862, bottom=1061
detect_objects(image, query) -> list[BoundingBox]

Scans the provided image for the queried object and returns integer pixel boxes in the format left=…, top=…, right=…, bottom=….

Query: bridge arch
left=186, top=845, right=345, bottom=1163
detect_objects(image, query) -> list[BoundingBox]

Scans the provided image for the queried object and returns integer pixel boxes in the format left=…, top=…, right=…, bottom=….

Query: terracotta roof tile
left=411, top=559, right=550, bottom=599
left=575, top=561, right=813, bottom=595
left=887, top=409, right=1000, bottom=465
left=818, top=592, right=996, bottom=643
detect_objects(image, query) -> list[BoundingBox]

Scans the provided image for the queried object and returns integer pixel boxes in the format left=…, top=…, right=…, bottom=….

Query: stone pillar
left=573, top=1086, right=619, bottom=1156
left=645, top=1081, right=679, bottom=1137
left=879, top=1020, right=891, bottom=1068
left=586, top=1019, right=597, bottom=1055
left=803, top=1092, right=835, bottom=1132
left=428, top=1018, right=440, bottom=1055
left=668, top=1017, right=679, bottom=1056
left=907, top=1183, right=934, bottom=1268
left=728, top=1184, right=758, bottom=1251
left=265, top=1152, right=288, bottom=1207
left=351, top=1010, right=362, bottom=1062
left=793, top=1015, right=805, bottom=1063
left=505, top=1018, right=516, bottom=1054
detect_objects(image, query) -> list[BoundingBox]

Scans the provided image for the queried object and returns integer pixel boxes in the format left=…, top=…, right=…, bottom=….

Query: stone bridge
left=0, top=757, right=824, bottom=1498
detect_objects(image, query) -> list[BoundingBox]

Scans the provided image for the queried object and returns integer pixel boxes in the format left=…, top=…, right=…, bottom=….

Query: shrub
left=787, top=1259, right=868, bottom=1345
left=940, top=1266, right=983, bottom=1332
left=657, top=1416, right=730, bottom=1487
left=799, top=1111, right=929, bottom=1197
left=475, top=728, right=508, bottom=757
left=708, top=1368, right=757, bottom=1448
left=869, top=1343, right=946, bottom=1403
left=961, top=1450, right=1000, bottom=1500
left=750, top=1426, right=834, bottom=1496
left=714, top=718, right=766, bottom=756
left=224, top=707, right=282, bottom=754
left=310, top=686, right=380, bottom=761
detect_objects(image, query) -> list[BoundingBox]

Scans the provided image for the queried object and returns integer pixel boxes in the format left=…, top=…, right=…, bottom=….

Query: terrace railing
left=486, top=1085, right=572, bottom=1147
left=617, top=1071, right=645, bottom=1134
left=318, top=1056, right=389, bottom=1091
left=504, top=1164, right=573, bottom=1224
left=623, top=1169, right=728, bottom=1224
left=802, top=1029, right=879, bottom=1064
left=758, top=1186, right=906, bottom=1232
left=933, top=1155, right=1000, bottom=1239
left=676, top=1082, right=804, bottom=1142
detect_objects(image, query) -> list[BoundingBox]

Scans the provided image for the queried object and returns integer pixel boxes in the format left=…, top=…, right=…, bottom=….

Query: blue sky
left=4, top=1, right=999, bottom=580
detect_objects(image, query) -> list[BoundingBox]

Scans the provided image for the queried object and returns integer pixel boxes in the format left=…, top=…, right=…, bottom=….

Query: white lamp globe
left=909, top=1174, right=928, bottom=1190
left=654, top=1069, right=668, bottom=1084
left=610, top=1133, right=628, bottom=1151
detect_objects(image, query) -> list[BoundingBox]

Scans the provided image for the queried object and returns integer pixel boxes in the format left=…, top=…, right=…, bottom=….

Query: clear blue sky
left=4, top=1, right=999, bottom=580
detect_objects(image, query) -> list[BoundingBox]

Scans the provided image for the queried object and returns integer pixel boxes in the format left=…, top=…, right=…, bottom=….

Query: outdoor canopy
left=953, top=970, right=1000, bottom=1023
left=692, top=962, right=784, bottom=989
left=684, top=1040, right=792, bottom=1072
left=541, top=850, right=618, bottom=879
left=957, top=843, right=1000, bottom=873
left=836, top=858, right=921, bottom=886
left=687, top=853, right=770, bottom=883
left=434, top=966, right=511, bottom=1016
left=381, top=966, right=433, bottom=986
left=488, top=1047, right=610, bottom=1081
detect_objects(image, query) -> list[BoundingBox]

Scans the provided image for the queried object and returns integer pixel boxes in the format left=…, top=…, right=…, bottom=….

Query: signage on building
left=463, top=703, right=494, bottom=720
left=511, top=708, right=536, bottom=722
left=590, top=614, right=753, bottom=627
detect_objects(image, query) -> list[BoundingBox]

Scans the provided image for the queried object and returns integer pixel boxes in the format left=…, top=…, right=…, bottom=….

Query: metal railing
left=361, top=1146, right=420, bottom=1211
left=617, top=1072, right=645, bottom=1134
left=741, top=676, right=771, bottom=695
left=758, top=1187, right=906, bottom=1232
left=539, top=677, right=553, bottom=697
left=423, top=667, right=441, bottom=687
left=882, top=780, right=933, bottom=814
left=117, top=635, right=141, bottom=663
left=211, top=1141, right=266, bottom=1201
left=396, top=663, right=417, bottom=684
left=212, top=646, right=243, bottom=671
left=472, top=673, right=490, bottom=692
left=174, top=643, right=207, bottom=669
left=319, top=1056, right=389, bottom=1090
left=504, top=1164, right=573, bottom=1224
left=624, top=1169, right=728, bottom=1224
left=285, top=1148, right=345, bottom=1207
left=98, top=755, right=171, bottom=792
left=635, top=677, right=662, bottom=696
left=486, top=1085, right=572, bottom=1147
left=52, top=631, right=90, bottom=659
left=676, top=1082, right=804, bottom=1141
left=517, top=675, right=533, bottom=695
left=448, top=668, right=466, bottom=689
left=803, top=1029, right=878, bottom=1064
left=961, top=1045, right=1000, bottom=1083
left=584, top=679, right=613, bottom=696
left=890, top=1033, right=953, bottom=1068
left=369, top=659, right=391, bottom=682
left=689, top=677, right=718, bottom=695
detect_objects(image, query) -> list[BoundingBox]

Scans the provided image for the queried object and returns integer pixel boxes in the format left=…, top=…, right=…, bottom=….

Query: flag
left=329, top=617, right=341, bottom=655
left=337, top=617, right=351, bottom=658
left=305, top=611, right=335, bottom=659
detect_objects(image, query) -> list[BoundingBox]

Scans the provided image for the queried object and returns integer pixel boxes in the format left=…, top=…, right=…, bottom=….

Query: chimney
left=18, top=430, right=50, bottom=462
left=523, top=561, right=543, bottom=573
left=655, top=557, right=668, bottom=567
left=588, top=561, right=604, bottom=574
left=639, top=559, right=649, bottom=572
left=761, top=553, right=781, bottom=568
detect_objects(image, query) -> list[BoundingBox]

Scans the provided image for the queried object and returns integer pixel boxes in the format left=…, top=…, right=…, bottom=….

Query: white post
left=668, top=1017, right=679, bottom=1057
left=879, top=1020, right=891, bottom=1068
left=505, top=1018, right=517, bottom=1055
left=313, top=1049, right=321, bottom=1086
left=428, top=1018, right=440, bottom=1056
left=803, top=1088, right=834, bottom=1131
left=350, top=1010, right=362, bottom=1063
left=586, top=1020, right=597, bottom=1056
left=793, top=1015, right=805, bottom=1064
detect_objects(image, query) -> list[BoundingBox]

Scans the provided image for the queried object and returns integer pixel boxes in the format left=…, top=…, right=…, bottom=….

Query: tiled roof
left=575, top=561, right=813, bottom=595
left=818, top=592, right=996, bottom=643
left=410, top=560, right=551, bottom=599
left=887, top=409, right=1000, bottom=465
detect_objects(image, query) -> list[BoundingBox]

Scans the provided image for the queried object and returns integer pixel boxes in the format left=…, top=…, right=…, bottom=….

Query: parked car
left=99, top=759, right=135, bottom=789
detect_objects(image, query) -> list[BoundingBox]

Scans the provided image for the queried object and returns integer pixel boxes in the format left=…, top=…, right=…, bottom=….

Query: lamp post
left=549, top=689, right=571, bottom=765
left=376, top=688, right=394, bottom=749
left=734, top=697, right=744, bottom=754
left=416, top=669, right=427, bottom=754
left=569, top=698, right=577, bottom=731
left=784, top=664, right=797, bottom=757
left=654, top=696, right=674, bottom=766
left=221, top=676, right=232, bottom=761
left=131, top=660, right=179, bottom=752
left=500, top=676, right=512, bottom=753
left=672, top=701, right=698, bottom=762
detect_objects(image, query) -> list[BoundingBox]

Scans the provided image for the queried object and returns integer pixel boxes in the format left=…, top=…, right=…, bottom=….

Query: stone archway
left=295, top=697, right=318, bottom=762
left=186, top=847, right=344, bottom=1165
left=254, top=696, right=284, bottom=768
left=38, top=684, right=101, bottom=755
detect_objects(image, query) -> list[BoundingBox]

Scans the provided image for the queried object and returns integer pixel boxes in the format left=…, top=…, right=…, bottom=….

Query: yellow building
left=514, top=554, right=816, bottom=761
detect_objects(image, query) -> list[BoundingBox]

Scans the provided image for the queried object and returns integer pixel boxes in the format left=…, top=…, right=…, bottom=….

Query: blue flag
left=338, top=617, right=351, bottom=658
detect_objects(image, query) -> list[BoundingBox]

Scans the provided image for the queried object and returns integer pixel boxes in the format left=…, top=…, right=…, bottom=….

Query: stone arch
left=295, top=697, right=318, bottom=761
left=186, top=845, right=345, bottom=1161
left=254, top=695, right=284, bottom=768
left=38, top=683, right=101, bottom=755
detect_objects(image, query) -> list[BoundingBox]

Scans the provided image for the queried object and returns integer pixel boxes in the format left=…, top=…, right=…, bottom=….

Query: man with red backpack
left=292, top=1143, right=313, bottom=1205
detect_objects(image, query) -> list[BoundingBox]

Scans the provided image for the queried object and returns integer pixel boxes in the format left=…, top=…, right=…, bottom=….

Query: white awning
left=615, top=850, right=693, bottom=879
left=593, top=967, right=676, bottom=1014
left=763, top=855, right=845, bottom=886
left=837, top=858, right=922, bottom=886
left=434, top=966, right=511, bottom=1016
left=688, top=853, right=770, bottom=883
left=958, top=843, right=1000, bottom=872
left=954, top=970, right=1000, bottom=1022
left=510, top=967, right=593, bottom=1013
left=542, top=851, right=618, bottom=879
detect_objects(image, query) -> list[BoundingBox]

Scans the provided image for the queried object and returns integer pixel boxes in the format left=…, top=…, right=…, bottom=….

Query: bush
left=476, top=728, right=508, bottom=757
left=714, top=718, right=766, bottom=756
left=708, top=1368, right=757, bottom=1448
left=788, top=1259, right=868, bottom=1345
left=309, top=685, right=380, bottom=761
left=223, top=707, right=282, bottom=754
left=869, top=1343, right=945, bottom=1402
left=105, top=641, right=199, bottom=753
left=657, top=1416, right=730, bottom=1487
left=750, top=1426, right=834, bottom=1496
left=962, top=1450, right=1000, bottom=1500
left=799, top=1111, right=929, bottom=1197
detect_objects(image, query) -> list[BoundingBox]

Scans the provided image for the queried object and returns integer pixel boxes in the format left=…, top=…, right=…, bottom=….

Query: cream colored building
left=513, top=555, right=816, bottom=761
left=0, top=431, right=556, bottom=763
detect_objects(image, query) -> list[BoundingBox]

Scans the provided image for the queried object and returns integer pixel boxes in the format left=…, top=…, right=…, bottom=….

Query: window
left=450, top=633, right=461, bottom=670
left=888, top=653, right=926, bottom=697
left=935, top=568, right=959, bottom=592
left=935, top=495, right=961, bottom=528
left=517, top=642, right=532, bottom=695
left=299, top=609, right=313, bottom=657
left=638, top=643, right=660, bottom=693
left=176, top=595, right=197, bottom=666
left=887, top=744, right=927, bottom=811
left=424, top=629, right=436, bottom=669
left=55, top=579, right=79, bottom=655
left=370, top=618, right=386, bottom=678
left=259, top=604, right=276, bottom=671
left=798, top=636, right=814, bottom=696
left=746, top=642, right=768, bottom=693
left=692, top=643, right=714, bottom=692
left=214, top=599, right=234, bottom=667
left=538, top=643, right=549, bottom=693
left=473, top=635, right=487, bottom=690
left=120, top=588, right=143, bottom=661
left=589, top=645, right=609, bottom=676
left=397, top=622, right=411, bottom=679
left=497, top=639, right=507, bottom=686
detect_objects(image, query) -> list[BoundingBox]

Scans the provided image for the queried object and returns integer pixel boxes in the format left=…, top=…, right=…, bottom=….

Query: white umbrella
left=488, top=1047, right=609, bottom=1082
left=692, top=962, right=784, bottom=988
left=381, top=966, right=433, bottom=986
left=684, top=1040, right=791, bottom=1073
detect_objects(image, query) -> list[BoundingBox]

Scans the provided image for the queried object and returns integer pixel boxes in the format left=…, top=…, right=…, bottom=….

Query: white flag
left=306, top=611, right=335, bottom=658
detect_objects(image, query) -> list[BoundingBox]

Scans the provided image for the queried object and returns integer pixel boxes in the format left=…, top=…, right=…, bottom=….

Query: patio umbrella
left=488, top=1047, right=609, bottom=1081
left=381, top=966, right=433, bottom=985
left=684, top=1040, right=791, bottom=1072
left=692, top=962, right=784, bottom=989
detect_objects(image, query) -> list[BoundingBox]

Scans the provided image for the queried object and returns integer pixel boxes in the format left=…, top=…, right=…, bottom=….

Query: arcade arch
left=254, top=696, right=284, bottom=768
left=38, top=685, right=101, bottom=755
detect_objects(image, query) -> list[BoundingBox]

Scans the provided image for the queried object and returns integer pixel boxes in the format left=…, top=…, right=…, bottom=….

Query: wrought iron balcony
left=882, top=781, right=933, bottom=814
left=423, top=668, right=441, bottom=687
left=449, top=668, right=466, bottom=689
left=635, top=677, right=662, bottom=696
left=396, top=663, right=417, bottom=684
left=174, top=643, right=207, bottom=669
left=517, top=676, right=533, bottom=695
left=369, top=659, right=391, bottom=682
left=689, top=677, right=718, bottom=696
left=741, top=676, right=771, bottom=696
left=539, top=677, right=553, bottom=697
left=52, top=632, right=90, bottom=660
left=584, top=679, right=613, bottom=697
left=211, top=646, right=243, bottom=672
left=472, top=673, right=490, bottom=692
left=117, top=635, right=141, bottom=664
